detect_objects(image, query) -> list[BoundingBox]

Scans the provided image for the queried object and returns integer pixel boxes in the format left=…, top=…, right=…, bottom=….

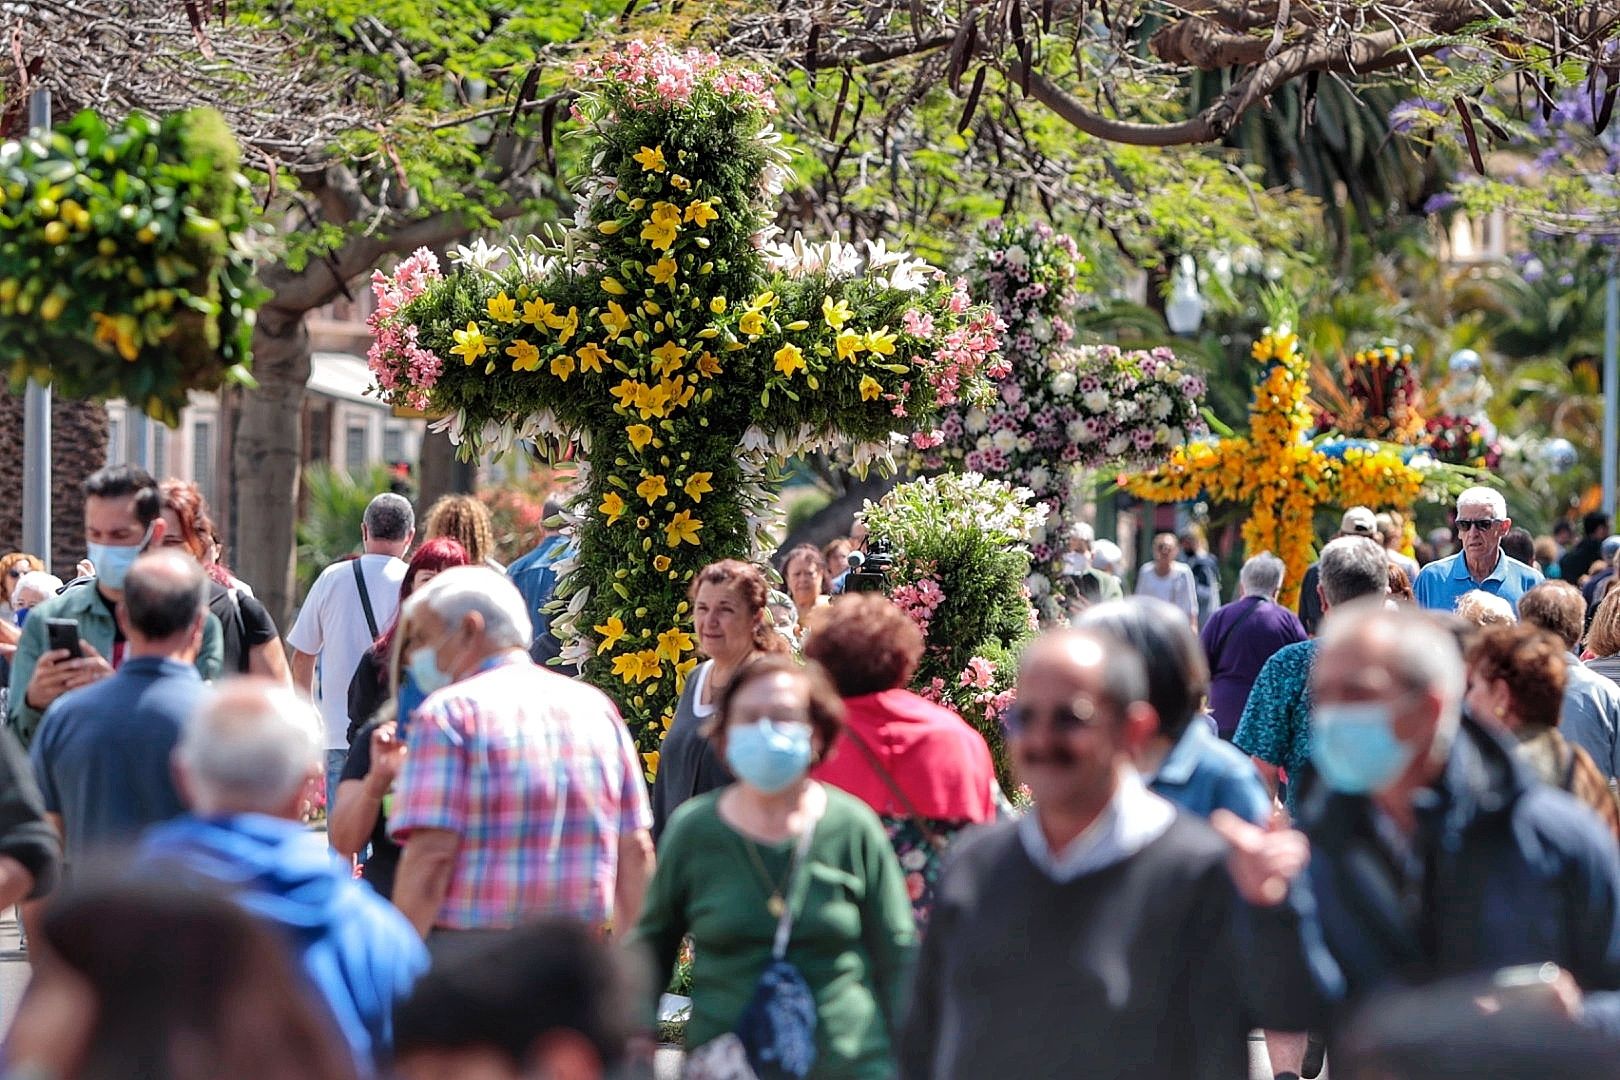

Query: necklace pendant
left=767, top=894, right=785, bottom=918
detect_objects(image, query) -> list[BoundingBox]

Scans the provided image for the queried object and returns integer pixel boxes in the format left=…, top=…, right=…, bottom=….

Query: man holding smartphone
left=6, top=465, right=224, bottom=747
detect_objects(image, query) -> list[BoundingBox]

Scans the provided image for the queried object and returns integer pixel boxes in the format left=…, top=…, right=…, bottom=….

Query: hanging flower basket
left=0, top=107, right=264, bottom=422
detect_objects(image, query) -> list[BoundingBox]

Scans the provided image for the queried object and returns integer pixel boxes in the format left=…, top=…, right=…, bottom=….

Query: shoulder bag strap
left=1208, top=596, right=1265, bottom=674
left=351, top=558, right=380, bottom=640
left=772, top=808, right=821, bottom=961
left=842, top=727, right=946, bottom=852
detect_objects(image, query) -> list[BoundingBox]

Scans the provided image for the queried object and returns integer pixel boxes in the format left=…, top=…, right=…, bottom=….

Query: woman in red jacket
left=805, top=593, right=1000, bottom=929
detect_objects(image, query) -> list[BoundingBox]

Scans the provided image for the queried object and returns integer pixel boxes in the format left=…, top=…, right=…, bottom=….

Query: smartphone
left=44, top=618, right=83, bottom=659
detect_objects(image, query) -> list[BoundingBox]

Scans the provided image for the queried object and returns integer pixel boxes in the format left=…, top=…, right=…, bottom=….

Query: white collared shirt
left=1018, top=767, right=1176, bottom=883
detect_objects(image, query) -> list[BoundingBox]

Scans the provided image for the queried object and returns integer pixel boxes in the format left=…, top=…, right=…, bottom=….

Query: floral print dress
left=881, top=815, right=974, bottom=931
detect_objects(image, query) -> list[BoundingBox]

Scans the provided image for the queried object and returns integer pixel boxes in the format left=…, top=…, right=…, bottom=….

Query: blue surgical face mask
left=1310, top=701, right=1417, bottom=795
left=725, top=718, right=813, bottom=794
left=86, top=523, right=153, bottom=591
left=396, top=671, right=426, bottom=737
left=408, top=644, right=454, bottom=697
left=13, top=607, right=27, bottom=628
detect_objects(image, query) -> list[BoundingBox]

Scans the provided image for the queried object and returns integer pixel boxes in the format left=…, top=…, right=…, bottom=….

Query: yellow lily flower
left=627, top=424, right=655, bottom=450
left=859, top=374, right=882, bottom=401
left=642, top=750, right=660, bottom=781
left=450, top=321, right=487, bottom=365
left=648, top=257, right=679, bottom=286
left=599, top=491, right=626, bottom=525
left=640, top=219, right=679, bottom=251
left=865, top=327, right=898, bottom=356
left=671, top=174, right=692, bottom=191
left=650, top=202, right=683, bottom=226
left=555, top=306, right=579, bottom=344
left=835, top=329, right=865, bottom=361
left=550, top=353, right=576, bottom=381
left=651, top=341, right=687, bottom=378
left=773, top=343, right=806, bottom=377
left=683, top=472, right=714, bottom=502
left=600, top=302, right=631, bottom=340
left=822, top=295, right=852, bottom=329
left=738, top=310, right=766, bottom=336
left=751, top=290, right=778, bottom=310
left=636, top=381, right=673, bottom=419
left=506, top=339, right=541, bottom=372
left=657, top=627, right=696, bottom=663
left=576, top=342, right=609, bottom=373
left=696, top=351, right=722, bottom=378
left=609, top=378, right=643, bottom=409
left=522, top=298, right=558, bottom=329
left=665, top=510, right=703, bottom=548
left=612, top=652, right=644, bottom=684
left=685, top=200, right=719, bottom=227
left=486, top=291, right=518, bottom=324
left=709, top=296, right=727, bottom=314
left=594, top=615, right=626, bottom=653
left=636, top=475, right=669, bottom=504
left=653, top=555, right=672, bottom=572
left=633, top=145, right=667, bottom=173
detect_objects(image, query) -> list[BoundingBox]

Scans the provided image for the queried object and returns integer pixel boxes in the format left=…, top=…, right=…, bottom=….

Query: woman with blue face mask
left=633, top=655, right=917, bottom=1080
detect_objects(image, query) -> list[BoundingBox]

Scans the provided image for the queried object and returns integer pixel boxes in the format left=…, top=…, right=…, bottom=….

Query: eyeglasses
left=1455, top=518, right=1501, bottom=532
left=1005, top=695, right=1111, bottom=735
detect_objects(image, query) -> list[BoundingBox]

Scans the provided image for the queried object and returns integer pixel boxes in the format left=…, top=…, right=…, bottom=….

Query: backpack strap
left=842, top=727, right=946, bottom=852
left=351, top=558, right=380, bottom=640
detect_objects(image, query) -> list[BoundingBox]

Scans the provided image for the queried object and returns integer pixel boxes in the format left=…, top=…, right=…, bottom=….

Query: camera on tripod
left=844, top=537, right=894, bottom=594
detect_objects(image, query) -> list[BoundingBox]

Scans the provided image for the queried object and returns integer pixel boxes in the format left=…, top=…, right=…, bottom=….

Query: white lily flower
left=862, top=238, right=905, bottom=270
left=888, top=258, right=931, bottom=292
left=449, top=238, right=505, bottom=272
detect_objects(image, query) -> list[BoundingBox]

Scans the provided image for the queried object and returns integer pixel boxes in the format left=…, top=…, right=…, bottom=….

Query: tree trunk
left=232, top=302, right=311, bottom=628
left=773, top=472, right=900, bottom=564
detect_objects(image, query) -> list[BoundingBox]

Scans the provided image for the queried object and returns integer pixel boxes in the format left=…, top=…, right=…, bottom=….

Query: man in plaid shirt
left=388, top=567, right=655, bottom=940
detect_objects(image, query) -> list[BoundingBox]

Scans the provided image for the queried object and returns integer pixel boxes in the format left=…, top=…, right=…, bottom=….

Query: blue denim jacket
left=1148, top=719, right=1271, bottom=826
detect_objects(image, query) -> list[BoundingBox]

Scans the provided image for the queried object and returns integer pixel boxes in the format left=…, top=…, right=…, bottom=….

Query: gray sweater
left=900, top=814, right=1253, bottom=1080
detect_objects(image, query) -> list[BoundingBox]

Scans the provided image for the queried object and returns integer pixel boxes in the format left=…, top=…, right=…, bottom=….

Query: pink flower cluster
left=892, top=578, right=945, bottom=636
left=925, top=304, right=1007, bottom=407
left=367, top=248, right=445, bottom=411
left=959, top=656, right=996, bottom=688
left=575, top=42, right=776, bottom=112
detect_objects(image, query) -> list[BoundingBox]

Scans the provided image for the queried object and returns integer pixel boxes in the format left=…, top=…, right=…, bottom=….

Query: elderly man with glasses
left=1413, top=487, right=1543, bottom=615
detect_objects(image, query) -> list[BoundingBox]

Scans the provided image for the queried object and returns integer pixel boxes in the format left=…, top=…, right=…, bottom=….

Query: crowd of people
left=4, top=467, right=1620, bottom=1078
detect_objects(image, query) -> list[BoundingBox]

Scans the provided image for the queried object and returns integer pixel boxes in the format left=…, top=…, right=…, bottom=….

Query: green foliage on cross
left=368, top=43, right=1006, bottom=774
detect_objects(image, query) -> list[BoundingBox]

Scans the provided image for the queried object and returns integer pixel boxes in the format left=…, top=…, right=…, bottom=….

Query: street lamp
left=1165, top=254, right=1205, bottom=337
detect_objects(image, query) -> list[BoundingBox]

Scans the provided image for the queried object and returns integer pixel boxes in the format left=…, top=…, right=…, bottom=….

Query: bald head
left=122, top=549, right=208, bottom=644
left=1020, top=629, right=1149, bottom=716
left=175, top=679, right=325, bottom=817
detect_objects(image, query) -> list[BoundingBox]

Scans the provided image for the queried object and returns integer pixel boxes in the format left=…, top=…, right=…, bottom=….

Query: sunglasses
left=1455, top=518, right=1501, bottom=532
left=1005, top=694, right=1112, bottom=735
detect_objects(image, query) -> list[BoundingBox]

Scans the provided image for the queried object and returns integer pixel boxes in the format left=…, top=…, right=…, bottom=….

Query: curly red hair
left=802, top=593, right=924, bottom=696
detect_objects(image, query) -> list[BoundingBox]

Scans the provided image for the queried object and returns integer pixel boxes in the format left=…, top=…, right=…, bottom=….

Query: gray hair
left=1319, top=536, right=1390, bottom=607
left=12, top=570, right=62, bottom=607
left=1075, top=597, right=1208, bottom=738
left=404, top=565, right=532, bottom=650
left=363, top=492, right=415, bottom=542
left=1454, top=590, right=1516, bottom=627
left=1456, top=486, right=1507, bottom=520
left=1239, top=553, right=1286, bottom=598
left=124, top=550, right=208, bottom=640
left=1068, top=522, right=1095, bottom=544
left=1319, top=598, right=1466, bottom=732
left=177, top=681, right=325, bottom=813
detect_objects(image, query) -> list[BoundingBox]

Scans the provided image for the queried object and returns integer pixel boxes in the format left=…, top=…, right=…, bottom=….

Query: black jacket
left=0, top=726, right=59, bottom=898
left=1252, top=715, right=1620, bottom=1038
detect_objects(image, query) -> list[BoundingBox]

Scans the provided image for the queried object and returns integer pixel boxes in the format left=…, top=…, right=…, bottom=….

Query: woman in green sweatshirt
left=633, top=655, right=916, bottom=1079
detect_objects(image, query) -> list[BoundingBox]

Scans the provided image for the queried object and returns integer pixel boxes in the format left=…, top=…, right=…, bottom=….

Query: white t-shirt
left=1134, top=561, right=1198, bottom=621
left=287, top=553, right=409, bottom=748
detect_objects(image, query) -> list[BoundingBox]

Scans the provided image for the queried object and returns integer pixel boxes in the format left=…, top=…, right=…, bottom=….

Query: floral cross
left=1121, top=325, right=1437, bottom=609
left=367, top=43, right=1004, bottom=775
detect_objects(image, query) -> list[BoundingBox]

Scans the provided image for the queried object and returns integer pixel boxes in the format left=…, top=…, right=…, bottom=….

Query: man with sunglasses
left=901, top=630, right=1268, bottom=1080
left=1413, top=487, right=1542, bottom=616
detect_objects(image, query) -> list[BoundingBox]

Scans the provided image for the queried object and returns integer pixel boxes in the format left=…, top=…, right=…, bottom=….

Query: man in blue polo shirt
left=1413, top=486, right=1543, bottom=614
